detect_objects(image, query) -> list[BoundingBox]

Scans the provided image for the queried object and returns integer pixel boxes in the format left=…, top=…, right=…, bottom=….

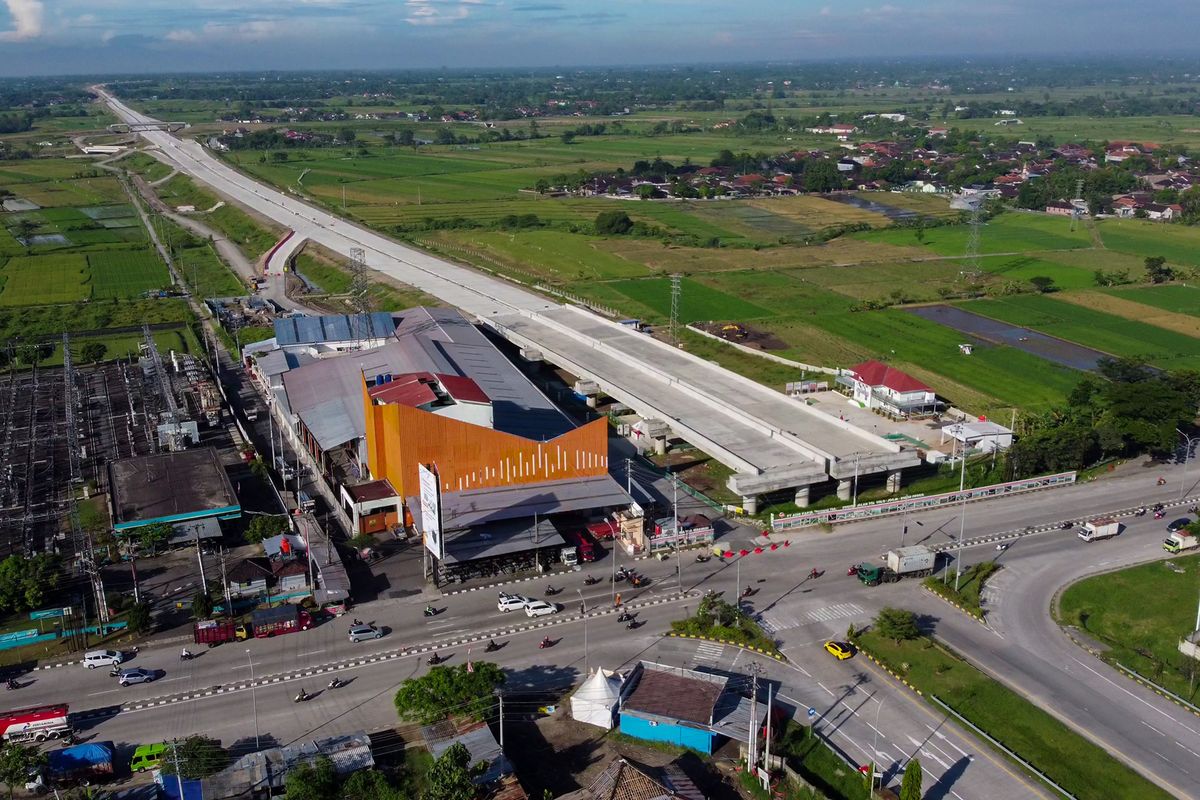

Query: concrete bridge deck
left=98, top=89, right=919, bottom=508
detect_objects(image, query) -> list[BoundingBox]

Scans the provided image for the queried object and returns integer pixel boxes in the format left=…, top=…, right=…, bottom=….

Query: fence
left=772, top=471, right=1077, bottom=531
left=686, top=324, right=844, bottom=376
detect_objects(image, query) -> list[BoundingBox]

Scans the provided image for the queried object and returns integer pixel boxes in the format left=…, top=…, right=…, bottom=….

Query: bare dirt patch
left=695, top=320, right=788, bottom=350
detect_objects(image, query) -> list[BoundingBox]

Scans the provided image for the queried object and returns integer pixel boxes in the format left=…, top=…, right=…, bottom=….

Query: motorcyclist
left=486, top=639, right=497, bottom=651
left=424, top=605, right=435, bottom=616
left=295, top=688, right=308, bottom=702
left=5, top=678, right=17, bottom=690
left=180, top=648, right=193, bottom=660
left=540, top=636, right=551, bottom=647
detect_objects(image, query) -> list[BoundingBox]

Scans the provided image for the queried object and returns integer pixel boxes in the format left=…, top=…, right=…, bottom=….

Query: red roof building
left=842, top=360, right=941, bottom=418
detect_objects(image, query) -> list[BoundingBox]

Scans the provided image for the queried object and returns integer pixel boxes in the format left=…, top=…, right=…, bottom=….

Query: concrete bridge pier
left=742, top=495, right=759, bottom=515
left=887, top=469, right=903, bottom=493
left=836, top=478, right=854, bottom=501
left=794, top=485, right=811, bottom=507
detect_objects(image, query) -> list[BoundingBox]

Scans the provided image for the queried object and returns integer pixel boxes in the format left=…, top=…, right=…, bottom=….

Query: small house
left=840, top=360, right=942, bottom=418
left=617, top=662, right=756, bottom=755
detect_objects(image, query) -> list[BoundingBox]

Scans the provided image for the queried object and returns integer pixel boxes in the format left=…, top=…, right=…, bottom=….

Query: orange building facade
left=362, top=379, right=609, bottom=499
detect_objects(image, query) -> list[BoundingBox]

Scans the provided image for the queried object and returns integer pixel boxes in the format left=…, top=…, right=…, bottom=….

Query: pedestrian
left=614, top=592, right=622, bottom=608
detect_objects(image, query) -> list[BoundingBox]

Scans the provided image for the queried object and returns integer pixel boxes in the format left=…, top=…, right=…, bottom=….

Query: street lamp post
left=577, top=589, right=589, bottom=673
left=852, top=453, right=861, bottom=507
left=871, top=697, right=884, bottom=791
left=246, top=648, right=260, bottom=750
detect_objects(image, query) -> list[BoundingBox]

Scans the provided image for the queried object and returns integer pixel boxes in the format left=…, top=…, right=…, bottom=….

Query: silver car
left=118, top=668, right=157, bottom=687
left=348, top=624, right=382, bottom=643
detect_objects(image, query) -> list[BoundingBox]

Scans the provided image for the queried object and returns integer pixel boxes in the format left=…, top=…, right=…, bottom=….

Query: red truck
left=586, top=520, right=619, bottom=541
left=0, top=704, right=72, bottom=743
left=193, top=619, right=250, bottom=647
left=563, top=529, right=597, bottom=562
left=249, top=605, right=312, bottom=638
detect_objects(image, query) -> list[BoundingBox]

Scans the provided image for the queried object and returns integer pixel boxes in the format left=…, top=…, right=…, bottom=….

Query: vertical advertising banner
left=419, top=463, right=443, bottom=560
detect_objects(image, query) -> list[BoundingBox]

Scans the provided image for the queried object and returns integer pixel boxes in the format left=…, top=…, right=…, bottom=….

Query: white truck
left=1163, top=531, right=1199, bottom=553
left=1078, top=518, right=1121, bottom=542
left=855, top=545, right=936, bottom=585
left=560, top=546, right=578, bottom=567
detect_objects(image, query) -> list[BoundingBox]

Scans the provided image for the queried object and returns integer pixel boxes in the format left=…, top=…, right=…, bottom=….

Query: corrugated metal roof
left=274, top=312, right=396, bottom=346
left=435, top=475, right=632, bottom=530
left=422, top=722, right=511, bottom=785
left=282, top=307, right=572, bottom=451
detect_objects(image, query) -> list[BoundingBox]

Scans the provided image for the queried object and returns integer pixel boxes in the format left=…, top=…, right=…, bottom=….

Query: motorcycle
left=617, top=612, right=633, bottom=623
left=847, top=564, right=859, bottom=576
left=538, top=637, right=552, bottom=649
left=1155, top=510, right=1166, bottom=519
left=1189, top=506, right=1199, bottom=515
left=809, top=568, right=820, bottom=579
left=109, top=666, right=121, bottom=678
left=583, top=575, right=600, bottom=586
left=741, top=586, right=753, bottom=598
left=545, top=585, right=561, bottom=597
left=626, top=621, right=640, bottom=630
left=1059, top=521, right=1074, bottom=530
left=1158, top=477, right=1167, bottom=486
left=4, top=679, right=18, bottom=691
left=180, top=651, right=194, bottom=661
left=996, top=543, right=1009, bottom=552
left=695, top=554, right=711, bottom=563
left=423, top=606, right=437, bottom=618
left=327, top=677, right=343, bottom=690
left=427, top=654, right=442, bottom=666
left=484, top=640, right=499, bottom=653
left=1135, top=506, right=1147, bottom=517
left=294, top=689, right=309, bottom=703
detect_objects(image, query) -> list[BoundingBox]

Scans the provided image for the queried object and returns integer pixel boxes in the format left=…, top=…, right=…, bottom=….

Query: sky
left=0, top=0, right=1198, bottom=76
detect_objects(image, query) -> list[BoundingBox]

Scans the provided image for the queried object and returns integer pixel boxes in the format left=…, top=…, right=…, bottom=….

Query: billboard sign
left=419, top=463, right=443, bottom=559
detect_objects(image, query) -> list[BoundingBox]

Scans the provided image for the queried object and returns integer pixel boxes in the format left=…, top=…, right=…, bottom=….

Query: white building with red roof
left=841, top=360, right=942, bottom=418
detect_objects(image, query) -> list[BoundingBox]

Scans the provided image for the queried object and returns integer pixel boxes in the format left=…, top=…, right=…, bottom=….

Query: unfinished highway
left=97, top=88, right=917, bottom=510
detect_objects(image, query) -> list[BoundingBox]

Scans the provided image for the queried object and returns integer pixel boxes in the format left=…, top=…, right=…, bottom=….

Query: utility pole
left=763, top=683, right=774, bottom=784
left=219, top=549, right=233, bottom=616
left=169, top=738, right=185, bottom=800
left=625, top=457, right=632, bottom=495
left=497, top=691, right=505, bottom=749
left=747, top=666, right=760, bottom=770
left=673, top=471, right=681, bottom=593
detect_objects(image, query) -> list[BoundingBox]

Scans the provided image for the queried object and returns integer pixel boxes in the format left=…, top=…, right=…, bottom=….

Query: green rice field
left=0, top=254, right=91, bottom=306
left=88, top=250, right=170, bottom=299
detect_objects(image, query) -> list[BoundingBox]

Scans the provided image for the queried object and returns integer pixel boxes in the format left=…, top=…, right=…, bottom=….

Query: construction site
left=0, top=330, right=226, bottom=562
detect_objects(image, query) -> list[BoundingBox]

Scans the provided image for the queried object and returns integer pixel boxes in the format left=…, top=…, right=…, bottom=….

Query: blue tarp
left=157, top=775, right=204, bottom=800
left=48, top=742, right=114, bottom=775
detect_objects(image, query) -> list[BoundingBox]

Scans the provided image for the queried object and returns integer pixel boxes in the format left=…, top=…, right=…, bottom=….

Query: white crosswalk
left=758, top=602, right=866, bottom=634
left=693, top=642, right=726, bottom=662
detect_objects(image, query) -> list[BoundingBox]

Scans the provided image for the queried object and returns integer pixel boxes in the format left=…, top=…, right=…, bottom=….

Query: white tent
left=570, top=668, right=623, bottom=730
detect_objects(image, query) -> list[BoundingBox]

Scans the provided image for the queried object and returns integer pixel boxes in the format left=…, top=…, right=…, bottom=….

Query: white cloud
left=165, top=19, right=287, bottom=44
left=165, top=27, right=198, bottom=42
left=0, top=0, right=44, bottom=41
left=405, top=0, right=472, bottom=26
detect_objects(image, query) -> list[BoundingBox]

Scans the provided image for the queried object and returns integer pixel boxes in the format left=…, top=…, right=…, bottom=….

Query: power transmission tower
left=348, top=248, right=372, bottom=349
left=669, top=273, right=682, bottom=346
left=959, top=201, right=983, bottom=280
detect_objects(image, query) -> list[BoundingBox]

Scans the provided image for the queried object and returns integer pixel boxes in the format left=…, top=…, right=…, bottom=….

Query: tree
left=424, top=742, right=475, bottom=800
left=534, top=178, right=550, bottom=195
left=594, top=210, right=633, bottom=235
left=244, top=515, right=289, bottom=545
left=803, top=159, right=841, bottom=193
left=874, top=607, right=920, bottom=645
left=1144, top=256, right=1174, bottom=284
left=394, top=662, right=504, bottom=725
left=192, top=591, right=214, bottom=620
left=560, top=131, right=576, bottom=145
left=339, top=128, right=356, bottom=143
left=136, top=522, right=173, bottom=555
left=344, top=770, right=403, bottom=800
left=79, top=342, right=107, bottom=363
left=162, top=736, right=228, bottom=780
left=126, top=601, right=152, bottom=634
left=0, top=742, right=45, bottom=800
left=899, top=757, right=923, bottom=800
left=285, top=756, right=338, bottom=800
left=0, top=554, right=60, bottom=613
left=1029, top=276, right=1056, bottom=293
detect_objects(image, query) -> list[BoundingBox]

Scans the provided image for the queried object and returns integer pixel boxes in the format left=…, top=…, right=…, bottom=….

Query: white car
left=524, top=601, right=559, bottom=618
left=497, top=594, right=531, bottom=613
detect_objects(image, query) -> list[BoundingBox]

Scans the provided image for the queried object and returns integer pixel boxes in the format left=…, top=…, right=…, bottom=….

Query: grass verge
left=670, top=596, right=780, bottom=656
left=1057, top=554, right=1200, bottom=704
left=923, top=561, right=999, bottom=617
left=854, top=629, right=1174, bottom=800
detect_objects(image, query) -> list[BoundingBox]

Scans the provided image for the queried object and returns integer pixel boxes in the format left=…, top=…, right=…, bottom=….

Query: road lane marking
left=928, top=727, right=973, bottom=759
left=1176, top=741, right=1200, bottom=760
left=1070, top=655, right=1200, bottom=736
left=1141, top=720, right=1165, bottom=736
left=297, top=650, right=326, bottom=657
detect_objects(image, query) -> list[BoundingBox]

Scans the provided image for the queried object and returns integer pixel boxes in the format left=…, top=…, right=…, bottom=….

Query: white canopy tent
left=570, top=668, right=623, bottom=730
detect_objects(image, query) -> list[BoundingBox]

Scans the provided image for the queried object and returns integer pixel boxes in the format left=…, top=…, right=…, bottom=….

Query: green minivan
left=130, top=743, right=168, bottom=773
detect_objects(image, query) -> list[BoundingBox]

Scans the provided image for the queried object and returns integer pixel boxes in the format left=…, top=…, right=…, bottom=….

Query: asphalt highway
left=85, top=89, right=1200, bottom=796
